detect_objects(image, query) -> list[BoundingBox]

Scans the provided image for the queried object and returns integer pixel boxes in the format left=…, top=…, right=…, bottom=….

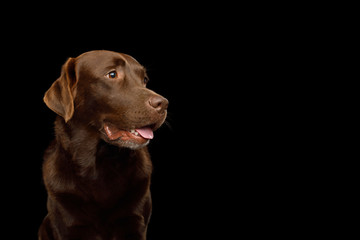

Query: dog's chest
left=83, top=155, right=147, bottom=207
left=84, top=164, right=132, bottom=205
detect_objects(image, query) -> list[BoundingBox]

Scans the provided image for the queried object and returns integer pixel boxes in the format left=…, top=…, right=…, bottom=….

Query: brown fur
left=39, top=50, right=168, bottom=240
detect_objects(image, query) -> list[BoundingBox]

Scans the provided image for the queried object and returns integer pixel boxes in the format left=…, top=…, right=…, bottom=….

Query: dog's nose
left=148, top=96, right=168, bottom=114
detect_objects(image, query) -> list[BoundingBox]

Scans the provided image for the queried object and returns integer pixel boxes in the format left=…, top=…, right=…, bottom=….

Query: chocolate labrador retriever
left=38, top=50, right=168, bottom=240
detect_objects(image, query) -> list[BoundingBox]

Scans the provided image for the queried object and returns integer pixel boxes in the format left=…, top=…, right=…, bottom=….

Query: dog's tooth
left=130, top=129, right=135, bottom=133
left=134, top=132, right=139, bottom=136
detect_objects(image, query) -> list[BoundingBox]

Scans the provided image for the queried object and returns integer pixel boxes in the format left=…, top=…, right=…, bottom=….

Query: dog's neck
left=53, top=116, right=136, bottom=178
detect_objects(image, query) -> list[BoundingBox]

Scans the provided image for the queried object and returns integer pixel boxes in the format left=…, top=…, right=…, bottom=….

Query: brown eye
left=106, top=71, right=117, bottom=79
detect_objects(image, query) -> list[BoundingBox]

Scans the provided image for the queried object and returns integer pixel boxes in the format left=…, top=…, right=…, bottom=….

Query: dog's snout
left=148, top=96, right=168, bottom=114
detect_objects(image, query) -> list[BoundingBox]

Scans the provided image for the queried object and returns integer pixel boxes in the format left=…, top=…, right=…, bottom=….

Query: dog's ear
left=44, top=58, right=77, bottom=122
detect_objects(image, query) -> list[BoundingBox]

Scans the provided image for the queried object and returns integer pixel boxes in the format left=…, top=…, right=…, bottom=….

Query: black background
left=2, top=5, right=329, bottom=239
left=3, top=17, right=243, bottom=239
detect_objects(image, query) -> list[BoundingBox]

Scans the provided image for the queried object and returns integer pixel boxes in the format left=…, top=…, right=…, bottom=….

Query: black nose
left=148, top=95, right=169, bottom=114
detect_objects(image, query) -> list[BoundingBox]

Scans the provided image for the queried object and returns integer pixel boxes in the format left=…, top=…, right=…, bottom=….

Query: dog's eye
left=106, top=71, right=117, bottom=79
left=144, top=77, right=149, bottom=85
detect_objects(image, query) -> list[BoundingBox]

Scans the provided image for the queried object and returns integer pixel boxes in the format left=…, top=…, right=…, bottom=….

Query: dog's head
left=44, top=50, right=168, bottom=149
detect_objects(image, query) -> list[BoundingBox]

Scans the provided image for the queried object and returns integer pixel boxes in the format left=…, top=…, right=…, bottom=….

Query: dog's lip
left=102, top=122, right=155, bottom=142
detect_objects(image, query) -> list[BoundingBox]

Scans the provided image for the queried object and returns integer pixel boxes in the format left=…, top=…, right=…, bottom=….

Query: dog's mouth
left=103, top=122, right=155, bottom=146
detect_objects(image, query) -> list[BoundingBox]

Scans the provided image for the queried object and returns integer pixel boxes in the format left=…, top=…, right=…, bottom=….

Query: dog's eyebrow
left=113, top=57, right=126, bottom=66
left=102, top=57, right=126, bottom=73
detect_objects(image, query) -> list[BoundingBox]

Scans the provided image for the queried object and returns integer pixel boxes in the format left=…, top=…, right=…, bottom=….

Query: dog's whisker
left=164, top=120, right=173, bottom=131
left=162, top=112, right=173, bottom=131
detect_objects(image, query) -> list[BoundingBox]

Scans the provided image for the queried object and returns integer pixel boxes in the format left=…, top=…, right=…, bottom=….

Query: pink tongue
left=136, top=127, right=154, bottom=139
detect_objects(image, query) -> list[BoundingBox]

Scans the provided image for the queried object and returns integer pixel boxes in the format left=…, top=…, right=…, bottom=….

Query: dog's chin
left=108, top=137, right=150, bottom=150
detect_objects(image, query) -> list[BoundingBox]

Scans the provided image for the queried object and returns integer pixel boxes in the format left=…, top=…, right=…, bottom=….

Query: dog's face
left=44, top=50, right=168, bottom=149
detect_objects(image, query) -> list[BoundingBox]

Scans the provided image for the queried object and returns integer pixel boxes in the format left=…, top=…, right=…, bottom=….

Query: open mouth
left=103, top=122, right=154, bottom=144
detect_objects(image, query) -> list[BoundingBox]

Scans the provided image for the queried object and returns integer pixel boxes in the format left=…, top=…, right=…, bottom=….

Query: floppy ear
left=44, top=58, right=77, bottom=122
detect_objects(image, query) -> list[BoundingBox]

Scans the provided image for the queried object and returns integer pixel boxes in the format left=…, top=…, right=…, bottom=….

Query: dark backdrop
left=2, top=6, right=324, bottom=239
left=3, top=27, right=243, bottom=239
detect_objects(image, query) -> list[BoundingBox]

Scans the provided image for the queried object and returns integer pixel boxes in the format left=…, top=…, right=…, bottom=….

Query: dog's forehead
left=76, top=50, right=143, bottom=70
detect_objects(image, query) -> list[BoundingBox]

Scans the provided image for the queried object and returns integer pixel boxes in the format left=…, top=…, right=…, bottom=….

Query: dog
left=38, top=50, right=168, bottom=240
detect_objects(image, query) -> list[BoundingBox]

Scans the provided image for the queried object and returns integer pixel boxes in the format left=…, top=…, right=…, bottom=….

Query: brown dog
left=38, top=50, right=168, bottom=240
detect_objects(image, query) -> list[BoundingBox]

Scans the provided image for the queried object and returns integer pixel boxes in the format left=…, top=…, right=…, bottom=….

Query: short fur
left=39, top=50, right=168, bottom=240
